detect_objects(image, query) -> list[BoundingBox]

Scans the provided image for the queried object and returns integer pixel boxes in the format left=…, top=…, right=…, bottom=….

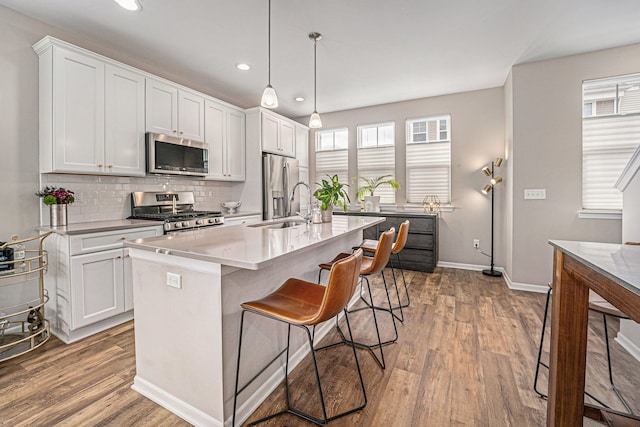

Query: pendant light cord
left=267, top=0, right=271, bottom=85
left=313, top=36, right=317, bottom=112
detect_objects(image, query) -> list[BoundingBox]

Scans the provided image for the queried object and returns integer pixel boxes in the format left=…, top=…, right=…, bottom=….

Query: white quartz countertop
left=37, top=219, right=164, bottom=235
left=549, top=240, right=640, bottom=297
left=125, top=215, right=384, bottom=270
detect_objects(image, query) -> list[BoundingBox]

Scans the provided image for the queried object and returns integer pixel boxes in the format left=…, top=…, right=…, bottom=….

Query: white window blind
left=406, top=115, right=451, bottom=204
left=357, top=123, right=396, bottom=204
left=315, top=128, right=348, bottom=192
left=583, top=75, right=640, bottom=210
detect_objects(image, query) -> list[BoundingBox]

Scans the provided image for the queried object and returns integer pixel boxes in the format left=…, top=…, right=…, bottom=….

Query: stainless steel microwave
left=146, top=132, right=209, bottom=177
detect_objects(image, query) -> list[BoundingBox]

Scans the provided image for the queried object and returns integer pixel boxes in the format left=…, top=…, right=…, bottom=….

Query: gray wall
left=1, top=7, right=48, bottom=240
left=508, top=43, right=640, bottom=286
left=307, top=88, right=506, bottom=268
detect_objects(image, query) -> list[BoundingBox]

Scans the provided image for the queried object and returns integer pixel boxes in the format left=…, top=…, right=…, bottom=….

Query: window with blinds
left=315, top=128, right=348, bottom=191
left=583, top=74, right=640, bottom=210
left=356, top=122, right=396, bottom=204
left=405, top=115, right=451, bottom=204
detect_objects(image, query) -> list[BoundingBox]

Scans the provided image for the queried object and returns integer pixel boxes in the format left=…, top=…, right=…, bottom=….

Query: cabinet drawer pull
left=120, top=237, right=126, bottom=240
left=116, top=255, right=122, bottom=259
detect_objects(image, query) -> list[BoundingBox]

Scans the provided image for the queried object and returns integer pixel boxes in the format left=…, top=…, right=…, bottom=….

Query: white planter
left=363, top=196, right=380, bottom=212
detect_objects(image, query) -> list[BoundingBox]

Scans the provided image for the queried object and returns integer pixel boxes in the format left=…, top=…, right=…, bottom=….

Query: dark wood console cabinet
left=335, top=211, right=439, bottom=272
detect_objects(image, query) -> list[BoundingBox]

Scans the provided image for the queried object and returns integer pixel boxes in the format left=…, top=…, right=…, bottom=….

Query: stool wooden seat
left=232, top=250, right=366, bottom=426
left=353, top=220, right=411, bottom=321
left=317, top=228, right=397, bottom=369
left=534, top=282, right=634, bottom=414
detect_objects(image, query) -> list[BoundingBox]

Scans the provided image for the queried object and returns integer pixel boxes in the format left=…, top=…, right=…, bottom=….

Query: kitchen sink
left=248, top=218, right=308, bottom=229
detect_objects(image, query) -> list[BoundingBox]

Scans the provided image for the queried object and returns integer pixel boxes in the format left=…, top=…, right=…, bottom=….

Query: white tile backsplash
left=40, top=174, right=234, bottom=225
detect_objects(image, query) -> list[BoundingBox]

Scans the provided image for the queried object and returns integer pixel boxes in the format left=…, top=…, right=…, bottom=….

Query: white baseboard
left=616, top=332, right=640, bottom=363
left=437, top=261, right=490, bottom=271
left=52, top=310, right=134, bottom=344
left=437, top=261, right=548, bottom=294
left=132, top=376, right=222, bottom=427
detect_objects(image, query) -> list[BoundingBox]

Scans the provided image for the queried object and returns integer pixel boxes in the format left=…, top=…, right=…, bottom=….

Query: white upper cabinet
left=178, top=90, right=206, bottom=141
left=35, top=37, right=146, bottom=176
left=51, top=47, right=106, bottom=173
left=258, top=109, right=296, bottom=157
left=146, top=78, right=205, bottom=142
left=295, top=124, right=309, bottom=167
left=105, top=64, right=146, bottom=175
left=205, top=99, right=245, bottom=181
left=145, top=79, right=178, bottom=136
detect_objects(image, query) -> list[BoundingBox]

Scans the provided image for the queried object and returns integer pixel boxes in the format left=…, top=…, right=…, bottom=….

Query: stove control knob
left=208, top=218, right=217, bottom=224
left=174, top=223, right=181, bottom=229
left=182, top=221, right=190, bottom=227
left=196, top=219, right=204, bottom=225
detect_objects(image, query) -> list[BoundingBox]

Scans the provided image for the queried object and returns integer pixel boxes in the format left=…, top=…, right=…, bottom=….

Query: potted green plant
left=352, top=175, right=399, bottom=212
left=313, top=174, right=350, bottom=222
left=36, top=186, right=75, bottom=226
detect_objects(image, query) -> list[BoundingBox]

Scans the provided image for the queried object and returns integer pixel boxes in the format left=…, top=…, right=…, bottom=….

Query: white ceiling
left=3, top=0, right=640, bottom=119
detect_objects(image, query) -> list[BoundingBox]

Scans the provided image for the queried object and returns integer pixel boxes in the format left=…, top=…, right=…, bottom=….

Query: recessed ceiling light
left=294, top=97, right=305, bottom=102
left=236, top=63, right=250, bottom=71
left=114, top=0, right=141, bottom=11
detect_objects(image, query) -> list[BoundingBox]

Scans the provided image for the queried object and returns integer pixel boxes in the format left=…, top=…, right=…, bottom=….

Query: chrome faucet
left=289, top=181, right=312, bottom=223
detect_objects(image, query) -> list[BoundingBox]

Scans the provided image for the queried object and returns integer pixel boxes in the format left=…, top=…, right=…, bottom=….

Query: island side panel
left=129, top=249, right=225, bottom=426
left=221, top=230, right=363, bottom=422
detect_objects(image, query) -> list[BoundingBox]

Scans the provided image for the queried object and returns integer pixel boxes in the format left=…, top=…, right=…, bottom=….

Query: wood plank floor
left=1, top=267, right=638, bottom=426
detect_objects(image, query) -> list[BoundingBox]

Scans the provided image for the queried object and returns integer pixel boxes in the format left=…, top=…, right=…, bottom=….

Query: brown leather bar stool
left=317, top=228, right=397, bottom=369
left=533, top=282, right=634, bottom=414
left=232, top=250, right=366, bottom=427
left=354, top=220, right=410, bottom=322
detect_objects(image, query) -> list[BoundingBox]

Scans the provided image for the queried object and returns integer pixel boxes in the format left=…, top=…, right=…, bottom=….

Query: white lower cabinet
left=45, top=225, right=162, bottom=343
left=70, top=248, right=124, bottom=328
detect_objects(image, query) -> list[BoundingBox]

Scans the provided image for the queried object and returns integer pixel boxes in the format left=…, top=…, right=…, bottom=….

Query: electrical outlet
left=524, top=189, right=546, bottom=200
left=473, top=239, right=480, bottom=249
left=166, top=272, right=182, bottom=289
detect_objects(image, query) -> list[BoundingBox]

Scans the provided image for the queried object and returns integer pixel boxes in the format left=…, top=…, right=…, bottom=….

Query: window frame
left=581, top=73, right=640, bottom=216
left=405, top=114, right=452, bottom=206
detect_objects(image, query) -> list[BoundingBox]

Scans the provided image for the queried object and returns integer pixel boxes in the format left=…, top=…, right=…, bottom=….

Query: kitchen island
left=124, top=215, right=384, bottom=427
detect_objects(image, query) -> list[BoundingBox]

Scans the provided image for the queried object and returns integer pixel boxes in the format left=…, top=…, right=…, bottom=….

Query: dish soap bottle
left=311, top=202, right=322, bottom=224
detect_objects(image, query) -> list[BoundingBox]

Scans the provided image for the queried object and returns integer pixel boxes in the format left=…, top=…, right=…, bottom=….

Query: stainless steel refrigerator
left=263, top=153, right=299, bottom=220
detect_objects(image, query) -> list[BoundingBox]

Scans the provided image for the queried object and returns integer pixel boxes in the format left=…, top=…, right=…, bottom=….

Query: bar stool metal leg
left=395, top=253, right=410, bottom=307
left=338, top=274, right=399, bottom=369
left=602, top=314, right=634, bottom=414
left=533, top=288, right=620, bottom=410
left=233, top=308, right=367, bottom=426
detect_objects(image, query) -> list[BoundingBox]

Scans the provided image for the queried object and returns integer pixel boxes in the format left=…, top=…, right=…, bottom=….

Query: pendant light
left=261, top=0, right=278, bottom=108
left=309, top=32, right=323, bottom=128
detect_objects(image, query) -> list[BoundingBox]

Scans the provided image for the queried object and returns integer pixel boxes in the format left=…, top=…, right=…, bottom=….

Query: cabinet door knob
left=180, top=131, right=184, bottom=135
left=173, top=129, right=178, bottom=133
left=108, top=164, right=113, bottom=168
left=116, top=255, right=122, bottom=259
left=120, top=237, right=126, bottom=240
left=98, top=164, right=104, bottom=167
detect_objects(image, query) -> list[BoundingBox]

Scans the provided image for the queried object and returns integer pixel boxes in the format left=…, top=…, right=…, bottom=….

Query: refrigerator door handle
left=284, top=162, right=290, bottom=217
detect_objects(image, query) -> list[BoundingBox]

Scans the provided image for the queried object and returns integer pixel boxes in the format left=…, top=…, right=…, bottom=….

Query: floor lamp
left=481, top=157, right=503, bottom=277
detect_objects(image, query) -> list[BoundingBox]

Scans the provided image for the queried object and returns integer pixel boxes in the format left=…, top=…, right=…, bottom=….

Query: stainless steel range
left=129, top=191, right=224, bottom=233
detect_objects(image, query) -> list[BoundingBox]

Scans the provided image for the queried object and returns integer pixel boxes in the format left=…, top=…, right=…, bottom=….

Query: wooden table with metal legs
left=547, top=241, right=640, bottom=426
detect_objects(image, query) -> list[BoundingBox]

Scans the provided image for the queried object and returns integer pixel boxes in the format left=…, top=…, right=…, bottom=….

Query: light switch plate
left=166, top=272, right=182, bottom=289
left=524, top=189, right=546, bottom=200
